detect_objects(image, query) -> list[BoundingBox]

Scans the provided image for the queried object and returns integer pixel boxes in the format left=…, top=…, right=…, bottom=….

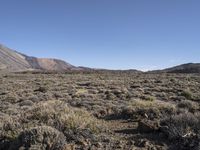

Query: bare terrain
left=0, top=71, right=200, bottom=150
left=0, top=44, right=77, bottom=72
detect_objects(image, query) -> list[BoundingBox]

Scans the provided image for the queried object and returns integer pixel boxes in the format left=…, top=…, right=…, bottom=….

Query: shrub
left=141, top=95, right=155, bottom=102
left=12, top=126, right=66, bottom=150
left=160, top=113, right=200, bottom=149
left=181, top=89, right=193, bottom=100
left=176, top=100, right=198, bottom=112
left=118, top=100, right=176, bottom=120
left=24, top=100, right=105, bottom=134
left=0, top=114, right=21, bottom=150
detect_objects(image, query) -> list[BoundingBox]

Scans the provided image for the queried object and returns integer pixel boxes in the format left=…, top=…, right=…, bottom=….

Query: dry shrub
left=176, top=100, right=199, bottom=112
left=24, top=100, right=105, bottom=134
left=11, top=126, right=66, bottom=150
left=181, top=89, right=193, bottom=100
left=161, top=112, right=200, bottom=140
left=161, top=112, right=200, bottom=150
left=119, top=100, right=176, bottom=120
left=0, top=113, right=21, bottom=149
left=1, top=100, right=106, bottom=149
left=0, top=117, right=20, bottom=139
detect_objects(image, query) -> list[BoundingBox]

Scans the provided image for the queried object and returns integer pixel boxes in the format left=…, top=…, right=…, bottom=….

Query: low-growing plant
left=160, top=112, right=200, bottom=149
left=12, top=126, right=66, bottom=150
left=176, top=100, right=198, bottom=112
left=0, top=114, right=21, bottom=149
left=24, top=100, right=105, bottom=134
left=181, top=89, right=193, bottom=100
left=141, top=95, right=156, bottom=101
left=117, top=100, right=176, bottom=120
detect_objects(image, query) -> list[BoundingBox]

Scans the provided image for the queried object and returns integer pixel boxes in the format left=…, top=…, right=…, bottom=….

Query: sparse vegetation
left=25, top=100, right=104, bottom=134
left=115, top=100, right=176, bottom=121
left=1, top=71, right=200, bottom=149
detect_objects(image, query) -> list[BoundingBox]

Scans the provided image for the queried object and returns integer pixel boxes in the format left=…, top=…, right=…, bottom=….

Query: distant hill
left=155, top=63, right=200, bottom=73
left=1, top=43, right=199, bottom=73
left=0, top=44, right=78, bottom=72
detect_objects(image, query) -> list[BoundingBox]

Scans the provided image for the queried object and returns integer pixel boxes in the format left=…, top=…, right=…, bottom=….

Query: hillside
left=0, top=44, right=77, bottom=72
left=1, top=43, right=200, bottom=74
left=162, top=63, right=200, bottom=73
left=0, top=44, right=32, bottom=71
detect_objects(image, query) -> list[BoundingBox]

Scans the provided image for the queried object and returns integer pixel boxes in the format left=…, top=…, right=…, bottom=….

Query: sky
left=0, top=0, right=200, bottom=70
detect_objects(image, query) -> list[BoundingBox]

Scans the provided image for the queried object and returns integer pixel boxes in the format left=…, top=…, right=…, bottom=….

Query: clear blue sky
left=0, top=0, right=200, bottom=70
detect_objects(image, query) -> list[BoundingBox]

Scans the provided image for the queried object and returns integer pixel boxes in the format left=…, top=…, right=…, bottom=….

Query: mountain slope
left=160, top=63, right=200, bottom=73
left=0, top=44, right=32, bottom=71
left=1, top=43, right=199, bottom=73
left=0, top=44, right=76, bottom=72
left=25, top=57, right=76, bottom=71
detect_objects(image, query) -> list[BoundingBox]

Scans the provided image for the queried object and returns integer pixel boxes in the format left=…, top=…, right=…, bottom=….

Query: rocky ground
left=0, top=71, right=200, bottom=150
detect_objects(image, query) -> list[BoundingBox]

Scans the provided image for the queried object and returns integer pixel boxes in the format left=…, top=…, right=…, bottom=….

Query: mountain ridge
left=161, top=63, right=200, bottom=73
left=0, top=43, right=77, bottom=72
left=1, top=43, right=200, bottom=73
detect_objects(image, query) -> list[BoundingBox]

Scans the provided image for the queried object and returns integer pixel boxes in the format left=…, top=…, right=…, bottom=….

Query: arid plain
left=1, top=71, right=200, bottom=150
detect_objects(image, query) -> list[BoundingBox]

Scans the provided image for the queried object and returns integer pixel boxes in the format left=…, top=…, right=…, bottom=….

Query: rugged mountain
left=156, top=63, right=200, bottom=73
left=0, top=44, right=77, bottom=72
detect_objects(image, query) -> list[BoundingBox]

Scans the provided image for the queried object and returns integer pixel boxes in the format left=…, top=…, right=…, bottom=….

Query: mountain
left=1, top=43, right=199, bottom=73
left=25, top=57, right=76, bottom=71
left=155, top=63, right=200, bottom=73
left=0, top=44, right=77, bottom=72
left=0, top=44, right=32, bottom=71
